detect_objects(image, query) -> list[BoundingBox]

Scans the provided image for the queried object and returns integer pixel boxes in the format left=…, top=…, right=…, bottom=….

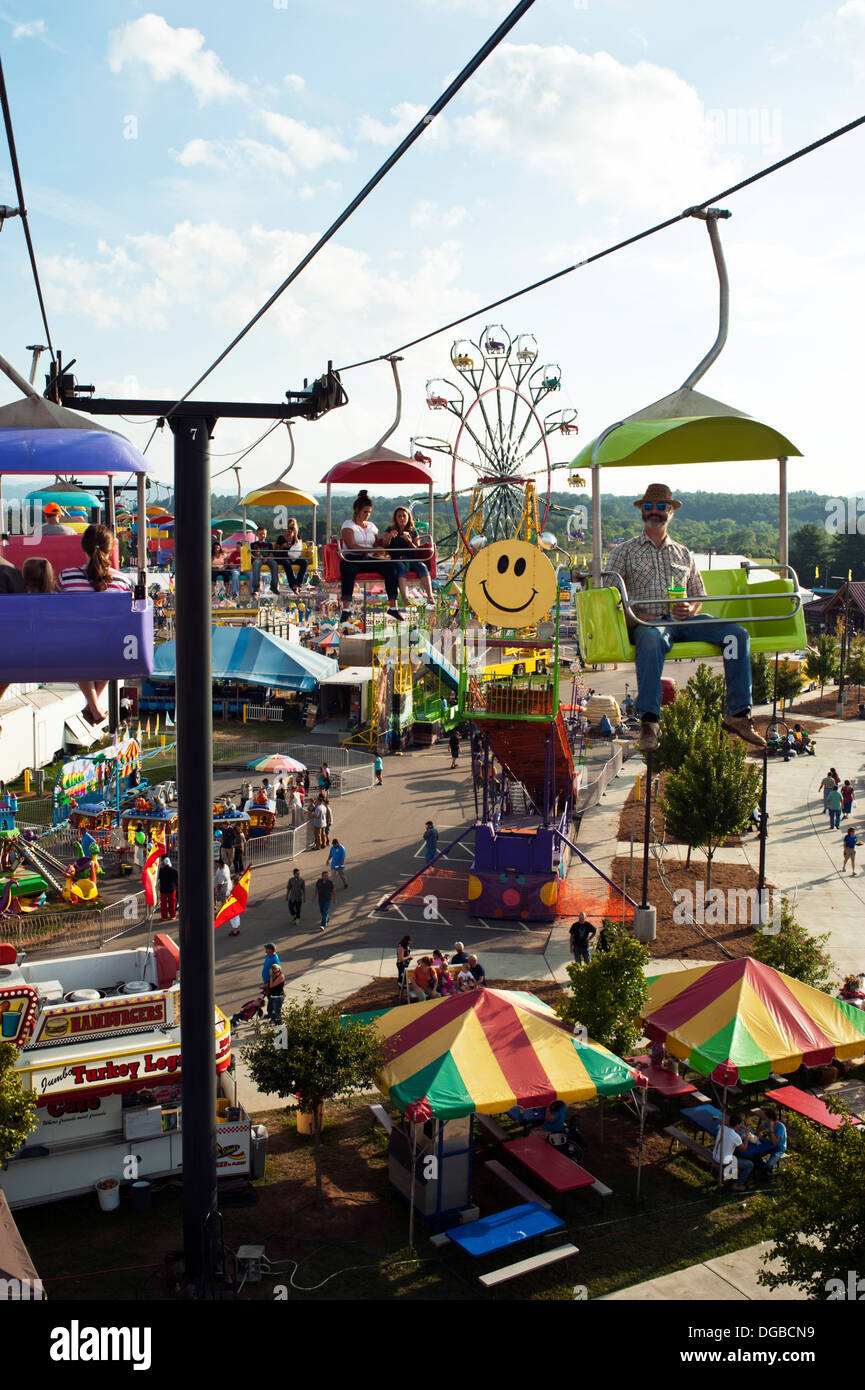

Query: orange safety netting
left=392, top=867, right=633, bottom=920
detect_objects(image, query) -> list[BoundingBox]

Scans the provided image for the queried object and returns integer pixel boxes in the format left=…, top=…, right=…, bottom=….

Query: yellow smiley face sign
left=464, top=539, right=558, bottom=629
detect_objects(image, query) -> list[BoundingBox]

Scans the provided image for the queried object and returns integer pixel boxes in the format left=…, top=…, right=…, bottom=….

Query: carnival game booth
left=0, top=426, right=154, bottom=685
left=0, top=935, right=263, bottom=1209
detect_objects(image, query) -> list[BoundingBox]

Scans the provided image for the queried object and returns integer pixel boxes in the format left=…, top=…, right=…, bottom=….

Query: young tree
left=804, top=634, right=839, bottom=710
left=685, top=663, right=725, bottom=724
left=242, top=995, right=386, bottom=1201
left=654, top=691, right=702, bottom=775
left=754, top=1107, right=865, bottom=1298
left=775, top=659, right=804, bottom=714
left=749, top=652, right=773, bottom=708
left=845, top=636, right=865, bottom=700
left=660, top=724, right=762, bottom=892
left=555, top=923, right=648, bottom=1057
left=751, top=897, right=836, bottom=991
left=0, top=1041, right=38, bottom=1165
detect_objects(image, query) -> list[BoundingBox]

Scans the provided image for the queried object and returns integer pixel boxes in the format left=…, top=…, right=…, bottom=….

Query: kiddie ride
left=0, top=935, right=265, bottom=1209
left=0, top=830, right=104, bottom=916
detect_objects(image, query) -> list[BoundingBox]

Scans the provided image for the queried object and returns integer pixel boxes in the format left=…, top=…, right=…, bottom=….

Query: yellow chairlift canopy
left=241, top=482, right=318, bottom=508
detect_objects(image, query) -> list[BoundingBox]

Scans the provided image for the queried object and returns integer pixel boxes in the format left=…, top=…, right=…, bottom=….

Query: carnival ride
left=419, top=326, right=579, bottom=581
left=241, top=423, right=320, bottom=576
left=572, top=210, right=807, bottom=664
left=0, top=398, right=155, bottom=684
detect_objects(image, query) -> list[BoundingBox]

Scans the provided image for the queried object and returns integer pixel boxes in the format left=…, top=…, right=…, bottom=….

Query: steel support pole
left=778, top=457, right=788, bottom=568
left=591, top=463, right=602, bottom=588
left=171, top=413, right=218, bottom=1291
left=641, top=753, right=653, bottom=908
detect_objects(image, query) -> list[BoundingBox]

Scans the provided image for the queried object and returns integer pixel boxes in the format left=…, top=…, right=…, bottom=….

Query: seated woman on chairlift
left=57, top=524, right=132, bottom=725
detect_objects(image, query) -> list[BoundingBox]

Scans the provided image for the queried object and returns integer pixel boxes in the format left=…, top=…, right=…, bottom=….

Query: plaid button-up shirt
left=604, top=531, right=706, bottom=620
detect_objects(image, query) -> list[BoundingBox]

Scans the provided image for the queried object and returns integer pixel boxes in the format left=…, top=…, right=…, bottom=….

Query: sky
left=2, top=0, right=865, bottom=518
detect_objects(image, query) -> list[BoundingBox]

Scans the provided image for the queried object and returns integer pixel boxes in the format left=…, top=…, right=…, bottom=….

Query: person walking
left=157, top=856, right=178, bottom=920
left=286, top=867, right=306, bottom=924
left=841, top=780, right=855, bottom=818
left=423, top=820, right=439, bottom=864
left=374, top=754, right=383, bottom=786
left=569, top=913, right=596, bottom=966
left=312, top=798, right=328, bottom=850
left=842, top=826, right=862, bottom=875
left=227, top=873, right=243, bottom=936
left=214, top=859, right=231, bottom=910
left=449, top=729, right=460, bottom=769
left=827, top=782, right=844, bottom=830
left=313, top=870, right=336, bottom=931
left=327, top=838, right=348, bottom=888
left=819, top=769, right=839, bottom=814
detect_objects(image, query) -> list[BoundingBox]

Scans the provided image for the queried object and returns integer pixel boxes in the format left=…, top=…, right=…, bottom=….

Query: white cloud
left=806, top=0, right=865, bottom=72
left=298, top=180, right=342, bottom=200
left=444, top=43, right=742, bottom=211
left=410, top=200, right=466, bottom=230
left=176, top=136, right=297, bottom=178
left=357, top=101, right=432, bottom=145
left=256, top=110, right=354, bottom=169
left=12, top=18, right=45, bottom=38
left=107, top=13, right=247, bottom=105
left=283, top=73, right=305, bottom=91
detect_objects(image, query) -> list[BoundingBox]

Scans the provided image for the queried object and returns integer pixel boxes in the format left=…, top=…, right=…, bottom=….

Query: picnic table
left=679, top=1104, right=722, bottom=1139
left=503, top=1135, right=596, bottom=1193
left=443, top=1202, right=563, bottom=1257
left=766, top=1085, right=863, bottom=1131
left=626, top=1056, right=698, bottom=1099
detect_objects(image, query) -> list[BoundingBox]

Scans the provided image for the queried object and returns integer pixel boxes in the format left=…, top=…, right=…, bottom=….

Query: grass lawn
left=16, top=1092, right=778, bottom=1302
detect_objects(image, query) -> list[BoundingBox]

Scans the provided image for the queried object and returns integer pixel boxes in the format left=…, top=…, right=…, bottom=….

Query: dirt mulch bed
left=791, top=691, right=864, bottom=720
left=609, top=855, right=772, bottom=961
left=617, top=769, right=749, bottom=847
left=339, top=976, right=566, bottom=1014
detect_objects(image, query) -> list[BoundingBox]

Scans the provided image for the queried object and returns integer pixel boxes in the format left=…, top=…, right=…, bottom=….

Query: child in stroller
left=229, top=994, right=266, bottom=1027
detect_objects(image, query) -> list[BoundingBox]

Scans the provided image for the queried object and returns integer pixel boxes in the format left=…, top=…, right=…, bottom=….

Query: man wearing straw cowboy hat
left=605, top=482, right=766, bottom=754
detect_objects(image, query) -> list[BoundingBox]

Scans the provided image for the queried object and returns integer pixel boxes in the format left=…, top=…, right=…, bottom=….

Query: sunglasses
left=642, top=502, right=671, bottom=512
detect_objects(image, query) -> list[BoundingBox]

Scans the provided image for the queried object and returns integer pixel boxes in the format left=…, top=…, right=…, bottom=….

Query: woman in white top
left=57, top=524, right=132, bottom=725
left=274, top=517, right=308, bottom=592
left=339, top=490, right=407, bottom=623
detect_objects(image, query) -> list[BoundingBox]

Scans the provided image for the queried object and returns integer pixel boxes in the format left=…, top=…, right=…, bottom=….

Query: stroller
left=545, top=1115, right=587, bottom=1165
left=229, top=994, right=266, bottom=1027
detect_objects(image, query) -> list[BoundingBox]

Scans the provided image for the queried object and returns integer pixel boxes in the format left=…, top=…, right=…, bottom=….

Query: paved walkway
left=599, top=1242, right=809, bottom=1301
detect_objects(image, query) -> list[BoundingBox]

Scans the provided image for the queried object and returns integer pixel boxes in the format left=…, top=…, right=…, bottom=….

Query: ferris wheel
left=421, top=324, right=578, bottom=558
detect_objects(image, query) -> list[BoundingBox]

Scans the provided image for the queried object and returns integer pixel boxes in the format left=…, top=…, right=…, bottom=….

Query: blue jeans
left=829, top=808, right=841, bottom=829
left=267, top=992, right=283, bottom=1024
left=633, top=616, right=751, bottom=720
left=252, top=557, right=280, bottom=594
left=572, top=948, right=590, bottom=965
left=279, top=558, right=308, bottom=589
left=406, top=561, right=430, bottom=580
left=732, top=1156, right=753, bottom=1185
left=319, top=898, right=332, bottom=929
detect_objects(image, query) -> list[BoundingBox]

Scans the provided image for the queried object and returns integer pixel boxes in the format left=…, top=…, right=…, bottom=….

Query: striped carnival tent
left=368, top=988, right=635, bottom=1119
left=643, top=957, right=865, bottom=1084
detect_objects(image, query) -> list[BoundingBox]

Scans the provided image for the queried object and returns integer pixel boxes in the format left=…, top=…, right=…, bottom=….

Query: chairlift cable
left=0, top=58, right=56, bottom=368
left=336, top=108, right=865, bottom=373
left=157, top=0, right=538, bottom=421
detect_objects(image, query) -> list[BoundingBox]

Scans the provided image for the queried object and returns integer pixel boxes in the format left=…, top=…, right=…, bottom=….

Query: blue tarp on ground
left=152, top=626, right=338, bottom=692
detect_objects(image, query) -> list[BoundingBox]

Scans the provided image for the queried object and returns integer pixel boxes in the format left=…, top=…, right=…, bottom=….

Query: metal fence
left=3, top=888, right=150, bottom=956
left=244, top=705, right=286, bottom=722
left=574, top=741, right=631, bottom=814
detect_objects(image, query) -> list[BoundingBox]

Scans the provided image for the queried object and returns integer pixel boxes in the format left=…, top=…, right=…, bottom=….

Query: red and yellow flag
left=142, top=830, right=166, bottom=906
left=215, top=867, right=251, bottom=931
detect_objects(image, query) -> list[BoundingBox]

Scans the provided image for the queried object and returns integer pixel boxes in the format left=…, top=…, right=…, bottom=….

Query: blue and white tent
left=153, top=626, right=338, bottom=692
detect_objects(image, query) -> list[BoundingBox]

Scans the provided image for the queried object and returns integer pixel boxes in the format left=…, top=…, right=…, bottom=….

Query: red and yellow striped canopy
left=372, top=988, right=635, bottom=1119
left=644, top=957, right=865, bottom=1083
